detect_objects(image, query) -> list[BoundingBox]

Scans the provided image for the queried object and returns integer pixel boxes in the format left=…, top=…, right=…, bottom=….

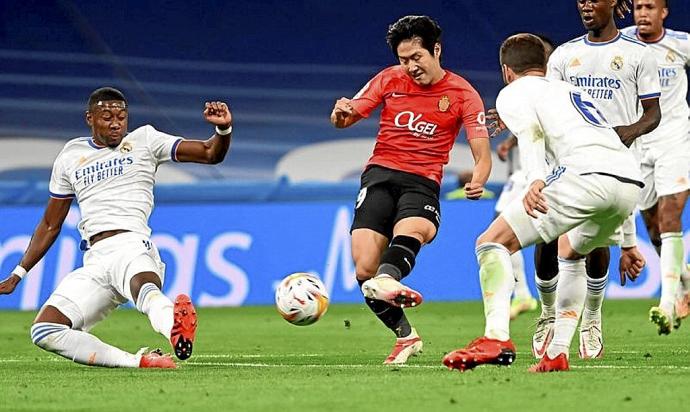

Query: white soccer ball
left=275, top=273, right=330, bottom=326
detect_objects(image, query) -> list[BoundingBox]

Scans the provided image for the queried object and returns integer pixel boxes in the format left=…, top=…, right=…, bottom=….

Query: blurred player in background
left=622, top=0, right=690, bottom=334
left=443, top=34, right=645, bottom=373
left=330, top=15, right=491, bottom=364
left=0, top=87, right=233, bottom=368
left=531, top=0, right=661, bottom=359
left=493, top=34, right=557, bottom=320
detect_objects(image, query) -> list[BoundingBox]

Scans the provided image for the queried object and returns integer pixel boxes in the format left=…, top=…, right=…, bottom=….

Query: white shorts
left=495, top=170, right=528, bottom=214
left=43, top=232, right=165, bottom=331
left=637, top=140, right=690, bottom=211
left=501, top=168, right=641, bottom=255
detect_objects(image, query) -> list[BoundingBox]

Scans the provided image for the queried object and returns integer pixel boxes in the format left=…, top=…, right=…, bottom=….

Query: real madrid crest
left=666, top=51, right=677, bottom=63
left=610, top=56, right=624, bottom=71
left=438, top=95, right=450, bottom=112
left=120, top=141, right=133, bottom=153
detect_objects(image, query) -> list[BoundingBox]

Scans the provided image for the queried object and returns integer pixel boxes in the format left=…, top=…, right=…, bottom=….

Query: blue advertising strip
left=1, top=201, right=688, bottom=310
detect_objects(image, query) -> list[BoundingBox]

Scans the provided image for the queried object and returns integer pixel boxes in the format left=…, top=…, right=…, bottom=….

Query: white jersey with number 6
left=495, top=76, right=641, bottom=185
left=547, top=32, right=661, bottom=128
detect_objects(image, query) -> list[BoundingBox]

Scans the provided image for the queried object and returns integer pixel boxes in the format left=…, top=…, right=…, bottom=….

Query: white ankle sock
left=476, top=242, right=515, bottom=341
left=31, top=323, right=140, bottom=368
left=547, top=258, right=586, bottom=358
left=511, top=251, right=532, bottom=300
left=583, top=274, right=607, bottom=322
left=535, top=273, right=559, bottom=317
left=136, top=283, right=174, bottom=340
left=660, top=232, right=683, bottom=312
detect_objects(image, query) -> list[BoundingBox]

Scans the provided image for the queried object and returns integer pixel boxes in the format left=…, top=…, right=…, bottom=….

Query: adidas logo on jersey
left=569, top=58, right=581, bottom=67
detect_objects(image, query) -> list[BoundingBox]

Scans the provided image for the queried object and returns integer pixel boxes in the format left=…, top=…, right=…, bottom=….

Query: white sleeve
left=637, top=48, right=661, bottom=99
left=546, top=47, right=565, bottom=81
left=48, top=152, right=75, bottom=199
left=145, top=125, right=184, bottom=164
left=621, top=214, right=637, bottom=248
left=496, top=87, right=549, bottom=183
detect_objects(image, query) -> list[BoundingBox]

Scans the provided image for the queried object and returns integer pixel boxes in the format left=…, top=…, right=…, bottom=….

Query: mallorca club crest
left=610, top=56, right=624, bottom=71
left=438, top=95, right=451, bottom=112
left=120, top=141, right=133, bottom=153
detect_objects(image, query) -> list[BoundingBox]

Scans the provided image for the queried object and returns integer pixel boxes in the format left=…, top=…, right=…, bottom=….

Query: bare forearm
left=472, top=156, right=492, bottom=186
left=204, top=133, right=232, bottom=164
left=20, top=222, right=62, bottom=271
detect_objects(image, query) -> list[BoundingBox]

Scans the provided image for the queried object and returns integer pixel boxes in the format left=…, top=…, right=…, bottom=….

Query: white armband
left=12, top=265, right=27, bottom=279
left=215, top=125, right=232, bottom=136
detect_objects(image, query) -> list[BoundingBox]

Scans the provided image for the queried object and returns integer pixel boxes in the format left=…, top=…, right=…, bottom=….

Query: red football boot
left=170, top=294, right=197, bottom=360
left=139, top=349, right=177, bottom=369
left=442, top=336, right=516, bottom=372
left=528, top=352, right=569, bottom=373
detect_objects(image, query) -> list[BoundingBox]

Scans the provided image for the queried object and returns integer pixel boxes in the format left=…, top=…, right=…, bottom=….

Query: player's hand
left=619, top=246, right=645, bottom=286
left=486, top=108, right=506, bottom=138
left=464, top=182, right=484, bottom=200
left=613, top=125, right=637, bottom=147
left=615, top=0, right=632, bottom=19
left=331, top=98, right=354, bottom=125
left=204, top=101, right=232, bottom=129
left=523, top=180, right=547, bottom=218
left=0, top=274, right=21, bottom=295
left=496, top=141, right=511, bottom=162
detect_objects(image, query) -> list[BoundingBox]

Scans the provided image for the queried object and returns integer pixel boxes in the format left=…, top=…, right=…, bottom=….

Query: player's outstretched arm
left=330, top=98, right=363, bottom=129
left=0, top=197, right=72, bottom=295
left=175, top=101, right=233, bottom=164
left=465, top=137, right=492, bottom=200
left=614, top=98, right=661, bottom=147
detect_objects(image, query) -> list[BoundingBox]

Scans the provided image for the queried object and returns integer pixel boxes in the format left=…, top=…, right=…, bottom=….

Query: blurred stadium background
left=0, top=0, right=689, bottom=310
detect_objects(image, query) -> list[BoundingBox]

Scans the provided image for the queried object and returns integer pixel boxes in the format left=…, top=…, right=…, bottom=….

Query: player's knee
left=585, top=248, right=610, bottom=278
left=30, top=322, right=69, bottom=351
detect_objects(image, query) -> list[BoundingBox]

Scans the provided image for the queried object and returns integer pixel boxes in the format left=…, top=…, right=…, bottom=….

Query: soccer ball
left=275, top=273, right=329, bottom=326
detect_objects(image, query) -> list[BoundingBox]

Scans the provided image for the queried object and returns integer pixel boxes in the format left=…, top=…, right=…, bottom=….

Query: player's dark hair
left=88, top=87, right=126, bottom=109
left=500, top=34, right=547, bottom=74
left=386, top=15, right=442, bottom=57
left=534, top=34, right=555, bottom=50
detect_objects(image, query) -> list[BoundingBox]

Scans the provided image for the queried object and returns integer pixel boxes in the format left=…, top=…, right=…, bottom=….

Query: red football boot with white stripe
left=170, top=294, right=197, bottom=360
left=384, top=329, right=423, bottom=365
left=139, top=349, right=177, bottom=369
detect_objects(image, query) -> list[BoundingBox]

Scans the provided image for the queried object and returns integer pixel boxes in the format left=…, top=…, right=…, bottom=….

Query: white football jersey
left=621, top=26, right=690, bottom=145
left=49, top=125, right=183, bottom=241
left=547, top=32, right=661, bottom=127
left=496, top=76, right=642, bottom=185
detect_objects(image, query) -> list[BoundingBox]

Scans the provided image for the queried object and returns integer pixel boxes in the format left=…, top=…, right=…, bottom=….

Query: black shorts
left=351, top=165, right=441, bottom=241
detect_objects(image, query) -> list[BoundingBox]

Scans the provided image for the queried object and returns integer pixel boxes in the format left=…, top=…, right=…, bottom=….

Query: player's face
left=577, top=0, right=614, bottom=31
left=396, top=38, right=442, bottom=86
left=86, top=101, right=128, bottom=148
left=634, top=0, right=667, bottom=37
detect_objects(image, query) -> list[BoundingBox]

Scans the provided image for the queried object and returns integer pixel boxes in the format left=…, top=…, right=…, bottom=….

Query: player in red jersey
left=330, top=15, right=491, bottom=364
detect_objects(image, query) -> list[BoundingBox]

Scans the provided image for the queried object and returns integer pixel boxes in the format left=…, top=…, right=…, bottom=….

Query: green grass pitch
left=1, top=300, right=688, bottom=411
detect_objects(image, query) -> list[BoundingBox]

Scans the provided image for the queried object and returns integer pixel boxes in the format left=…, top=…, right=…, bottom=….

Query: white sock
left=136, top=283, right=174, bottom=340
left=511, top=251, right=532, bottom=300
left=476, top=242, right=515, bottom=341
left=547, top=258, right=586, bottom=358
left=659, top=232, right=683, bottom=312
left=583, top=274, right=607, bottom=323
left=31, top=323, right=140, bottom=368
left=535, top=273, right=559, bottom=317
